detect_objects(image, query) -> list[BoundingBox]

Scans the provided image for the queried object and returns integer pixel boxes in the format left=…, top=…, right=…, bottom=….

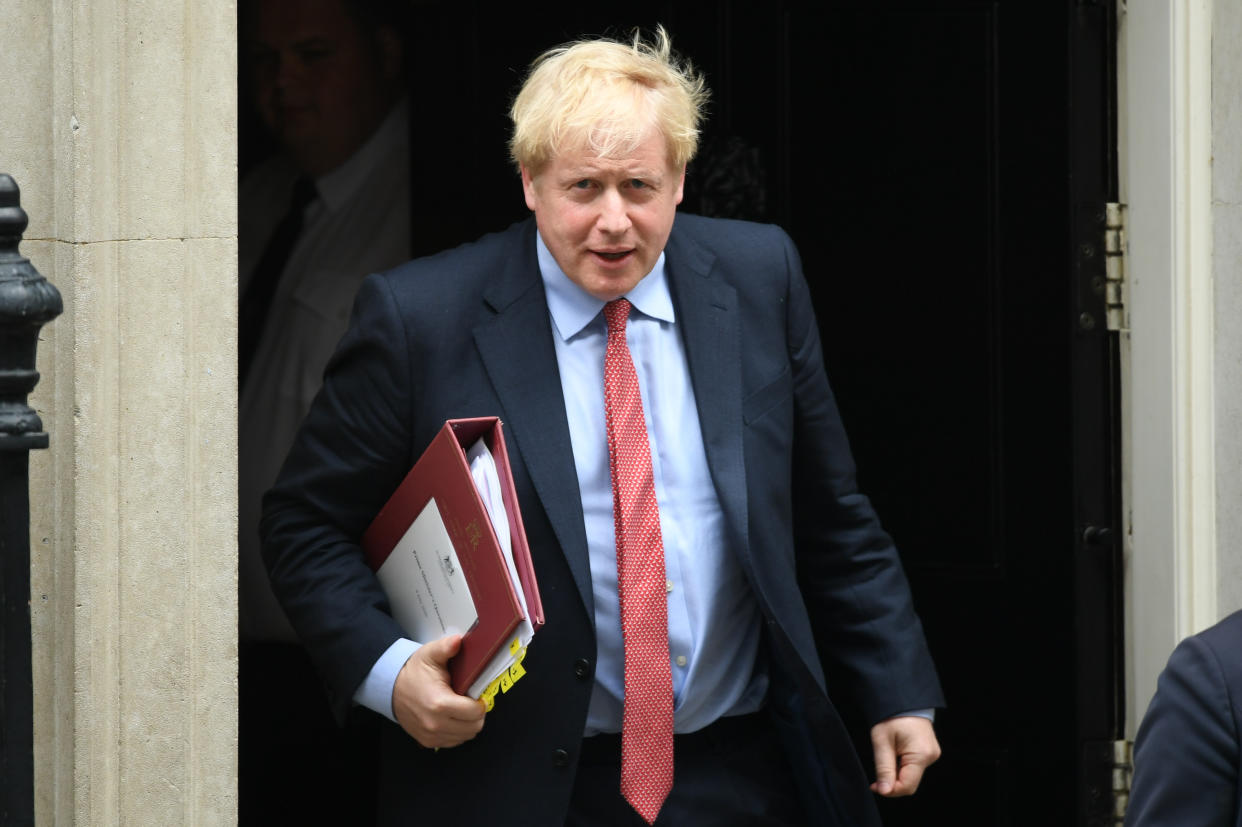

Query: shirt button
left=675, top=655, right=687, bottom=668
left=573, top=658, right=591, bottom=680
left=666, top=580, right=674, bottom=593
left=552, top=749, right=569, bottom=768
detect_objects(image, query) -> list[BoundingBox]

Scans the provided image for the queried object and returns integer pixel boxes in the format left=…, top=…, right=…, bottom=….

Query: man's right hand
left=392, top=634, right=487, bottom=749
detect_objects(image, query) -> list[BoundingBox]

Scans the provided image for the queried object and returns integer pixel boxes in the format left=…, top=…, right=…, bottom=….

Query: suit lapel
left=665, top=226, right=752, bottom=571
left=472, top=224, right=595, bottom=620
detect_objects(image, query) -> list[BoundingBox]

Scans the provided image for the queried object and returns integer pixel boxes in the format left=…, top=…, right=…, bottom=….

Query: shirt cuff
left=353, top=638, right=420, bottom=722
left=890, top=708, right=936, bottom=722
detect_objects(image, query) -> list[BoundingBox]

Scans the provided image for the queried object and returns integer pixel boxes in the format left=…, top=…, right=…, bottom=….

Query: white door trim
left=1117, top=0, right=1217, bottom=735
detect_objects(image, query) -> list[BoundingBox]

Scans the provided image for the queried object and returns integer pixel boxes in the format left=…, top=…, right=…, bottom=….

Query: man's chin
left=581, top=272, right=643, bottom=302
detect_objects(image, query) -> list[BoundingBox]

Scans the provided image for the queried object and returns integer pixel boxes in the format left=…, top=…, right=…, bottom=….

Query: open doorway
left=237, top=2, right=1123, bottom=823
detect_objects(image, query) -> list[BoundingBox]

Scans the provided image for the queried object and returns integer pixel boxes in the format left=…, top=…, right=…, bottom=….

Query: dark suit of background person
left=237, top=0, right=410, bottom=820
left=261, top=206, right=945, bottom=824
left=1125, top=610, right=1242, bottom=827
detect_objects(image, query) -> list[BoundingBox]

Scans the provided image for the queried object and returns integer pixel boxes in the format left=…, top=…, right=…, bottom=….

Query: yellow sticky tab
left=512, top=646, right=526, bottom=665
left=480, top=677, right=501, bottom=712
left=499, top=671, right=514, bottom=693
left=509, top=637, right=521, bottom=657
left=508, top=660, right=526, bottom=684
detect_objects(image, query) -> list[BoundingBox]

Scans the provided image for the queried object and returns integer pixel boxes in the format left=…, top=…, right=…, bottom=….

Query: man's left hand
left=869, top=715, right=941, bottom=797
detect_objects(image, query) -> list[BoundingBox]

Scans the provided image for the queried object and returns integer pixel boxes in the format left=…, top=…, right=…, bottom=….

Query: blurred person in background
left=237, top=0, right=412, bottom=820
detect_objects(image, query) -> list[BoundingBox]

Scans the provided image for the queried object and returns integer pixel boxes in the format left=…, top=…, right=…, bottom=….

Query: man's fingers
left=870, top=730, right=898, bottom=796
left=408, top=635, right=485, bottom=722
left=418, top=632, right=464, bottom=668
left=393, top=634, right=487, bottom=749
left=891, top=755, right=929, bottom=795
left=869, top=716, right=941, bottom=798
left=406, top=695, right=485, bottom=747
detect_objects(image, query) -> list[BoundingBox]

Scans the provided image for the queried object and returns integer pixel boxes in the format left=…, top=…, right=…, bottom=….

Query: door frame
left=1117, top=0, right=1217, bottom=734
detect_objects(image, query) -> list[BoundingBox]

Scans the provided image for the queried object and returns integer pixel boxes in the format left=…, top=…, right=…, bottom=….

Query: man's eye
left=248, top=48, right=277, bottom=71
left=573, top=180, right=592, bottom=189
left=297, top=46, right=333, bottom=62
left=629, top=179, right=647, bottom=189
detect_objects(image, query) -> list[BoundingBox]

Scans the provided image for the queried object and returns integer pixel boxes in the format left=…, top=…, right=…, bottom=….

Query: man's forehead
left=554, top=156, right=667, bottom=176
left=545, top=136, right=677, bottom=177
left=249, top=0, right=358, bottom=45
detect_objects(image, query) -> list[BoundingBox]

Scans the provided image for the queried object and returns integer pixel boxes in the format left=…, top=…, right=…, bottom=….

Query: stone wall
left=1215, top=0, right=1242, bottom=616
left=4, top=0, right=238, bottom=822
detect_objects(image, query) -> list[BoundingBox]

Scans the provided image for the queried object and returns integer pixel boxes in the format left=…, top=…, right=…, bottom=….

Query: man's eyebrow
left=244, top=35, right=335, bottom=52
left=292, top=36, right=336, bottom=50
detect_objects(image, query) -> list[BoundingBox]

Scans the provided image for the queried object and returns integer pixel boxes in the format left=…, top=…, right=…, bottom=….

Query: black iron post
left=0, top=174, right=63, bottom=825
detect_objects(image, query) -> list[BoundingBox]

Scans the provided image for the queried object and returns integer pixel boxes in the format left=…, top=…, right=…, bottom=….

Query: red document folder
left=361, top=417, right=544, bottom=696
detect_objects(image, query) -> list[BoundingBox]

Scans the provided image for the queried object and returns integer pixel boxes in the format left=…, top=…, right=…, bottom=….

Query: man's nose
left=596, top=188, right=631, bottom=234
left=273, top=51, right=303, bottom=89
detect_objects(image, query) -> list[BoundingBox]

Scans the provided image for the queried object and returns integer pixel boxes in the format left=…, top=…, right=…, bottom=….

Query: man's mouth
left=594, top=250, right=632, bottom=261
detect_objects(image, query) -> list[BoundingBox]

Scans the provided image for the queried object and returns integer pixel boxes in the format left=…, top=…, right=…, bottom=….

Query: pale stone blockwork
left=8, top=0, right=238, bottom=823
left=26, top=238, right=77, bottom=824
left=1214, top=0, right=1242, bottom=616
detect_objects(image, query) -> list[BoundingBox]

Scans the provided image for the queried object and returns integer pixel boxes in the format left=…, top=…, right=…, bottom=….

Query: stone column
left=2, top=0, right=237, bottom=823
left=1214, top=0, right=1242, bottom=615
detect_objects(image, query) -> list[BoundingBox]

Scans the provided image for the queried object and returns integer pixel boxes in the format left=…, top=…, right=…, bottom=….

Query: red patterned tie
left=603, top=298, right=674, bottom=824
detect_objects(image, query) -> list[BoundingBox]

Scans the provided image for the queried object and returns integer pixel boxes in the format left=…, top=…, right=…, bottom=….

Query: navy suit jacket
left=261, top=214, right=944, bottom=825
left=1126, top=610, right=1242, bottom=827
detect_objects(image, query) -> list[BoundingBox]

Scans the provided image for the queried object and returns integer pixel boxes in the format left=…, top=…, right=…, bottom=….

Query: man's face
left=522, top=131, right=685, bottom=301
left=246, top=0, right=398, bottom=175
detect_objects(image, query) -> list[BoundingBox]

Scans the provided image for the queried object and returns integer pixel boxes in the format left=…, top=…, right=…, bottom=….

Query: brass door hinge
left=1112, top=738, right=1133, bottom=822
left=1105, top=202, right=1128, bottom=332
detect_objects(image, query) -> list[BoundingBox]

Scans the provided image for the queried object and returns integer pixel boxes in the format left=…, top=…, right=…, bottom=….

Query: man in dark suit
left=262, top=27, right=943, bottom=825
left=1125, top=610, right=1242, bottom=827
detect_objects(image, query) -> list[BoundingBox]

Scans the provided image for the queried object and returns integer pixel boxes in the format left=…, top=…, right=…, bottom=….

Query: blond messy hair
left=509, top=26, right=709, bottom=173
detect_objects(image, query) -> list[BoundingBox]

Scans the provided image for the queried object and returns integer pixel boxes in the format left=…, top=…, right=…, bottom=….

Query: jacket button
left=552, top=748, right=569, bottom=768
left=573, top=658, right=591, bottom=680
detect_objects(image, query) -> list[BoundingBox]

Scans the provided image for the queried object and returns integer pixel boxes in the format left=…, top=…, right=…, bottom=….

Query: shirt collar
left=536, top=231, right=676, bottom=342
left=311, top=97, right=409, bottom=213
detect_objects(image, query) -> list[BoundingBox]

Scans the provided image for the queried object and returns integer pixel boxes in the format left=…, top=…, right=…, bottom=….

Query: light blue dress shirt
left=353, top=231, right=931, bottom=729
left=535, top=234, right=768, bottom=736
left=353, top=233, right=768, bottom=731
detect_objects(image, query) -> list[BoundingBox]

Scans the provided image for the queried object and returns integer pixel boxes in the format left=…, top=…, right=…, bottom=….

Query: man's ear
left=674, top=166, right=686, bottom=206
left=521, top=165, right=538, bottom=212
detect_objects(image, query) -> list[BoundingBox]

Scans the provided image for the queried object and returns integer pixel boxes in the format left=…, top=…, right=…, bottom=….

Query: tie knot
left=604, top=298, right=631, bottom=335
